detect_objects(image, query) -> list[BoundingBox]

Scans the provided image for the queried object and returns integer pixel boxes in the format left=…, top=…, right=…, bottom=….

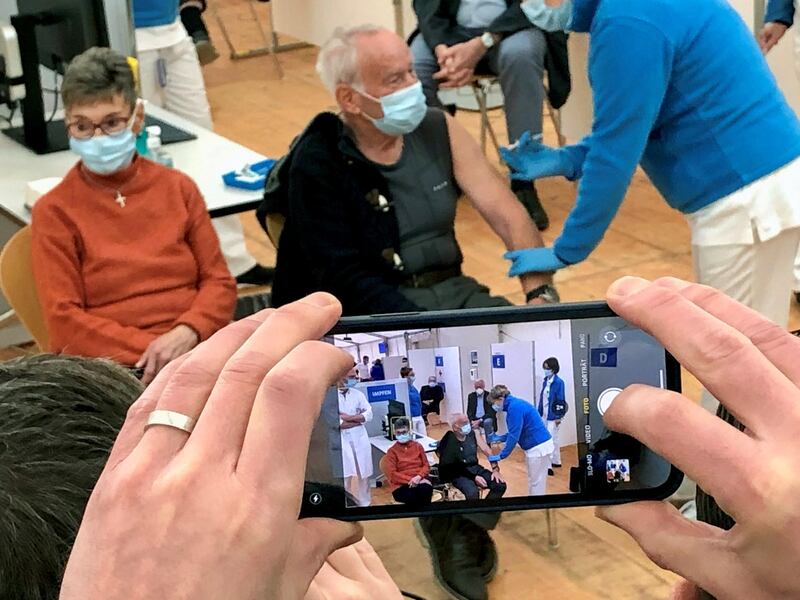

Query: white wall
left=500, top=320, right=578, bottom=447
left=272, top=0, right=418, bottom=48
left=407, top=348, right=436, bottom=386
left=434, top=324, right=499, bottom=411
left=433, top=346, right=462, bottom=423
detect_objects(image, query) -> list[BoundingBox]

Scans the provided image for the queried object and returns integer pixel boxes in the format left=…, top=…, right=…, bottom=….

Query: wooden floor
left=5, top=3, right=800, bottom=598
left=197, top=9, right=713, bottom=596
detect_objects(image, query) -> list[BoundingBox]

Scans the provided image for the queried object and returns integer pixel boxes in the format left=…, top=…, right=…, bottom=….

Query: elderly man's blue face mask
left=521, top=0, right=573, bottom=32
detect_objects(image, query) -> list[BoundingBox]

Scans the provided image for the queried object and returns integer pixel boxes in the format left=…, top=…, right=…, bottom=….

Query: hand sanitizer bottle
left=145, top=125, right=174, bottom=168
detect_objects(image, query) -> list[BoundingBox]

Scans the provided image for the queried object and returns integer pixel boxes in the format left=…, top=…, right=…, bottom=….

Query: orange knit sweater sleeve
left=172, top=178, right=237, bottom=340
left=31, top=202, right=157, bottom=364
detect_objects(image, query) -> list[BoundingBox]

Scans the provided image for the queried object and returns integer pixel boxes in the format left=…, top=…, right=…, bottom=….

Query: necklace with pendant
left=79, top=162, right=141, bottom=208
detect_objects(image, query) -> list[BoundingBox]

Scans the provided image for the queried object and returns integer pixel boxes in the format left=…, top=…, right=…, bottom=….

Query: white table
left=0, top=104, right=267, bottom=226
left=370, top=433, right=439, bottom=455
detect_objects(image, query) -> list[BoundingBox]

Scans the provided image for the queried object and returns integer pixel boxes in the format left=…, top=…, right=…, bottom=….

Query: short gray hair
left=61, top=47, right=137, bottom=111
left=316, top=24, right=385, bottom=93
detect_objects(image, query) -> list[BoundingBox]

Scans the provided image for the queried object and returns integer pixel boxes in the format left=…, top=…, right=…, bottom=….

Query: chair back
left=0, top=226, right=49, bottom=350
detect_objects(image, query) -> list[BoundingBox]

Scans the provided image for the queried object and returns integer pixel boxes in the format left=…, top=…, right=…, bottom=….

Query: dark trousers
left=393, top=483, right=434, bottom=507
left=422, top=398, right=442, bottom=416
left=452, top=468, right=507, bottom=501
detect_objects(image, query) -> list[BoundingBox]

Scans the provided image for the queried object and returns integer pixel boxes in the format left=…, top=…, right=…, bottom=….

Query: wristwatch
left=480, top=31, right=496, bottom=50
left=526, top=284, right=561, bottom=304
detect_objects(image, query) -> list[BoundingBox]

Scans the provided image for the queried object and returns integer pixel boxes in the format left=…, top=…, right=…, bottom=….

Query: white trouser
left=411, top=416, right=428, bottom=438
left=345, top=476, right=371, bottom=507
left=694, top=227, right=800, bottom=417
left=524, top=439, right=554, bottom=496
left=694, top=227, right=800, bottom=330
left=137, top=35, right=256, bottom=277
left=546, top=420, right=561, bottom=467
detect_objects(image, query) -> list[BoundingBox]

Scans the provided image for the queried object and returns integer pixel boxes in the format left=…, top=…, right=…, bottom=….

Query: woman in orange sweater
left=384, top=417, right=433, bottom=507
left=31, top=48, right=236, bottom=384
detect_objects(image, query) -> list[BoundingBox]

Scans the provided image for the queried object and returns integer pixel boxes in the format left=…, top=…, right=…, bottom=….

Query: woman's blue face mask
left=521, top=0, right=573, bottom=32
left=69, top=106, right=139, bottom=175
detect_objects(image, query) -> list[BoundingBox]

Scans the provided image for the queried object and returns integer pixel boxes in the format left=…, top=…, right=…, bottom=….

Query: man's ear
left=131, top=99, right=146, bottom=135
left=336, top=84, right=361, bottom=116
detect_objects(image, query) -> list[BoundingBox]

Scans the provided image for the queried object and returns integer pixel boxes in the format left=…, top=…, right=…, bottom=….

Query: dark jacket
left=256, top=112, right=427, bottom=315
left=411, top=0, right=571, bottom=108
left=467, top=390, right=496, bottom=430
left=437, top=430, right=484, bottom=482
left=370, top=362, right=386, bottom=381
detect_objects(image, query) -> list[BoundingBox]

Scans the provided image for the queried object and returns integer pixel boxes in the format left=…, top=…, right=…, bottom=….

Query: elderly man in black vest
left=410, top=0, right=571, bottom=230
left=259, top=25, right=560, bottom=319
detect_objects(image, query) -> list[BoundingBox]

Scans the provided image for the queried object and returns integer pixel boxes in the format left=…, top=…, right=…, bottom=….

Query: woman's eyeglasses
left=66, top=113, right=133, bottom=140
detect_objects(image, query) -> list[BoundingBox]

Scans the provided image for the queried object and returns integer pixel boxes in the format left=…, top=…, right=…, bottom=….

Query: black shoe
left=416, top=516, right=490, bottom=600
left=552, top=463, right=562, bottom=468
left=190, top=31, right=220, bottom=65
left=795, top=291, right=800, bottom=304
left=514, top=185, right=549, bottom=231
left=236, top=264, right=275, bottom=286
left=548, top=468, right=555, bottom=476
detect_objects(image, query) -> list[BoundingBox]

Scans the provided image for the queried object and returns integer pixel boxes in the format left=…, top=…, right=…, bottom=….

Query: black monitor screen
left=17, top=0, right=109, bottom=73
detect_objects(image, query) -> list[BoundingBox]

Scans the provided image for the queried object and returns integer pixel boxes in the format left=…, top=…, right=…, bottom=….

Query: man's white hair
left=316, top=24, right=386, bottom=93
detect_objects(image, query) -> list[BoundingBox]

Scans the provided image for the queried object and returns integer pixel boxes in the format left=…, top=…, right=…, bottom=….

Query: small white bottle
left=145, top=125, right=174, bottom=168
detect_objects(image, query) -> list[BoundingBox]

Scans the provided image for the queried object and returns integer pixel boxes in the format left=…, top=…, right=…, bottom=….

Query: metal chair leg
left=546, top=508, right=559, bottom=548
left=471, top=80, right=502, bottom=159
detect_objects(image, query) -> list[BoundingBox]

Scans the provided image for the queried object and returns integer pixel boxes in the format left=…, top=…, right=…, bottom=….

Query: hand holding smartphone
left=301, top=302, right=683, bottom=520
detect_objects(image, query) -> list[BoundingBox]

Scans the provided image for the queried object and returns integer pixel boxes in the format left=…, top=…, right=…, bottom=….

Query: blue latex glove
left=505, top=247, right=570, bottom=276
left=487, top=455, right=502, bottom=462
left=499, top=131, right=575, bottom=181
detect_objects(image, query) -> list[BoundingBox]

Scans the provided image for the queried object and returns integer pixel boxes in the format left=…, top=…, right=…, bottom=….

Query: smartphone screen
left=301, top=303, right=682, bottom=520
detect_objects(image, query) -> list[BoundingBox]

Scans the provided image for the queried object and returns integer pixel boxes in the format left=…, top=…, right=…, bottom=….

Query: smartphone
left=301, top=302, right=683, bottom=521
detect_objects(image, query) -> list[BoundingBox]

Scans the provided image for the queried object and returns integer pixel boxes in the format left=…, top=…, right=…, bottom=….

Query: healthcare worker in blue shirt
left=487, top=385, right=553, bottom=496
left=501, top=0, right=800, bottom=329
left=402, top=366, right=427, bottom=437
left=537, top=357, right=567, bottom=474
left=760, top=0, right=800, bottom=303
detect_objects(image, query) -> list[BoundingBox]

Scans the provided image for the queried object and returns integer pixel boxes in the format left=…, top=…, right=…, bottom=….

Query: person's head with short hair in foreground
left=58, top=280, right=800, bottom=599
left=0, top=354, right=142, bottom=600
left=31, top=46, right=236, bottom=386
left=474, top=378, right=486, bottom=392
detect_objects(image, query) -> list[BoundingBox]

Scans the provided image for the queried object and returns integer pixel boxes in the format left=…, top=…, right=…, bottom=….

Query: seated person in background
left=31, top=48, right=236, bottom=385
left=420, top=376, right=445, bottom=422
left=402, top=366, right=427, bottom=436
left=467, top=378, right=496, bottom=438
left=438, top=414, right=507, bottom=500
left=384, top=418, right=434, bottom=507
left=409, top=0, right=571, bottom=230
left=258, top=25, right=557, bottom=316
